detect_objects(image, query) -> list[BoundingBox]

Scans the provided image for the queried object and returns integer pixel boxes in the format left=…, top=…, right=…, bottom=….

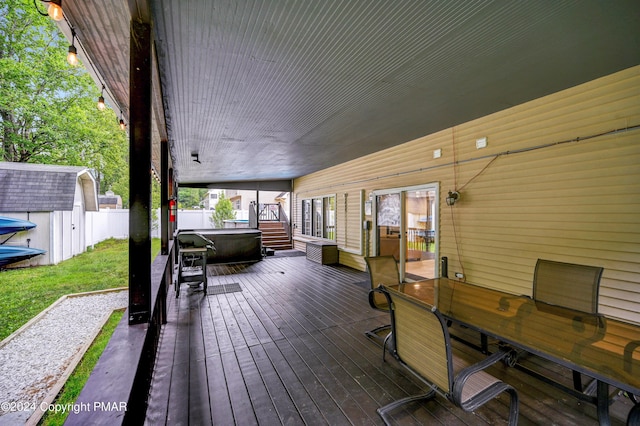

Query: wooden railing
left=259, top=203, right=291, bottom=242
left=65, top=240, right=174, bottom=424
left=258, top=203, right=281, bottom=221
left=407, top=228, right=434, bottom=252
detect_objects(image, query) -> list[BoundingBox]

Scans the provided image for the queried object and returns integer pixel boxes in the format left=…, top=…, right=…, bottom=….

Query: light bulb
left=97, top=95, right=105, bottom=111
left=48, top=1, right=63, bottom=21
left=119, top=119, right=126, bottom=130
left=67, top=45, right=78, bottom=66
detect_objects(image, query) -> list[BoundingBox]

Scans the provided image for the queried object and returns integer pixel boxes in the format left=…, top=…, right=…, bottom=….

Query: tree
left=151, top=179, right=160, bottom=231
left=177, top=187, right=207, bottom=209
left=0, top=0, right=129, bottom=201
left=210, top=192, right=235, bottom=228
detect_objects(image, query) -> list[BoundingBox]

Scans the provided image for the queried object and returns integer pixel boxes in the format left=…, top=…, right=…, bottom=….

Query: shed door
left=72, top=203, right=81, bottom=256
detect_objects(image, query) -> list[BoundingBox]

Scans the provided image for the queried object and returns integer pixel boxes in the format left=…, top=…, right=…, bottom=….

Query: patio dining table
left=383, top=278, right=640, bottom=425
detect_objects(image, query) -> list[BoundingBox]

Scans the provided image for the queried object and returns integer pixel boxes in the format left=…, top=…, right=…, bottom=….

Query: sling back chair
left=364, top=256, right=401, bottom=344
left=375, top=285, right=519, bottom=426
left=627, top=402, right=640, bottom=426
left=532, top=259, right=604, bottom=392
left=533, top=259, right=603, bottom=314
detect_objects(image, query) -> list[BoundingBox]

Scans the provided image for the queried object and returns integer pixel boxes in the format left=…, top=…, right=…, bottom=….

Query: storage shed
left=98, top=190, right=123, bottom=209
left=0, top=162, right=99, bottom=266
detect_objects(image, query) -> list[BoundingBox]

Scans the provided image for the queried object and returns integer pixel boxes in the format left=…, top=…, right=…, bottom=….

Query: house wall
left=292, top=66, right=640, bottom=324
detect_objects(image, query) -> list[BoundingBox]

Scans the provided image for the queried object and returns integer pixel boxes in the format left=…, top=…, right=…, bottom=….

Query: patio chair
left=532, top=259, right=604, bottom=391
left=533, top=259, right=603, bottom=314
left=375, top=286, right=519, bottom=425
left=364, top=256, right=400, bottom=344
left=628, top=403, right=640, bottom=426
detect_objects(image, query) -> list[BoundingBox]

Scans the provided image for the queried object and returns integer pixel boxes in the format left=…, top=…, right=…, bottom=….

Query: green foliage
left=0, top=0, right=129, bottom=202
left=0, top=238, right=160, bottom=340
left=210, top=192, right=236, bottom=228
left=0, top=238, right=160, bottom=423
left=151, top=179, right=160, bottom=229
left=178, top=187, right=207, bottom=209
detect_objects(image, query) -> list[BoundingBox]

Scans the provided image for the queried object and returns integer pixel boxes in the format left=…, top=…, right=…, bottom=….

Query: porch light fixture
left=446, top=191, right=459, bottom=206
left=97, top=85, right=106, bottom=111
left=33, top=0, right=63, bottom=21
left=47, top=0, right=63, bottom=21
left=67, top=29, right=78, bottom=66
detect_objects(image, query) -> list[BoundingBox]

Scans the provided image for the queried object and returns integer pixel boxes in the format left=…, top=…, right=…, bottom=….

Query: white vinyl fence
left=85, top=209, right=249, bottom=248
left=173, top=209, right=215, bottom=230
left=86, top=209, right=131, bottom=245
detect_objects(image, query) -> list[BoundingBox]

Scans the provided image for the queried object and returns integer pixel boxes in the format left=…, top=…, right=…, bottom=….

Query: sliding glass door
left=374, top=184, right=438, bottom=280
left=404, top=188, right=436, bottom=280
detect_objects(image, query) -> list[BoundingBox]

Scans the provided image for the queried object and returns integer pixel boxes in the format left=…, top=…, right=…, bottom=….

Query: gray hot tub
left=177, top=228, right=262, bottom=263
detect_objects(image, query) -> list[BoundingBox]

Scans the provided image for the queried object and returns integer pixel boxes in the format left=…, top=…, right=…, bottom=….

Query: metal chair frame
left=532, top=259, right=604, bottom=391
left=375, top=285, right=519, bottom=425
left=364, top=256, right=400, bottom=344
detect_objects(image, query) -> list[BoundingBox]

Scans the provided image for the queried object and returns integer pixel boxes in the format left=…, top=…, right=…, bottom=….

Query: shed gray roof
left=0, top=162, right=98, bottom=212
left=99, top=196, right=119, bottom=205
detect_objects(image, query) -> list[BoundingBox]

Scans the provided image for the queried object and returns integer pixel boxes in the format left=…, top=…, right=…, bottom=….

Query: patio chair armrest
left=452, top=350, right=509, bottom=399
left=627, top=402, right=640, bottom=425
left=624, top=340, right=640, bottom=374
left=368, top=287, right=377, bottom=308
left=368, top=285, right=391, bottom=311
left=452, top=350, right=519, bottom=425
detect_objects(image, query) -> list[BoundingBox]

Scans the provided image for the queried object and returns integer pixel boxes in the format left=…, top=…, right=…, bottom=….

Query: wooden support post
left=161, top=139, right=169, bottom=255
left=169, top=168, right=175, bottom=238
left=128, top=19, right=153, bottom=325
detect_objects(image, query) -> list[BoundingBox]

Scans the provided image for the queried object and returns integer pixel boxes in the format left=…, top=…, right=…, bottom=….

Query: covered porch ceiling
left=57, top=0, right=640, bottom=188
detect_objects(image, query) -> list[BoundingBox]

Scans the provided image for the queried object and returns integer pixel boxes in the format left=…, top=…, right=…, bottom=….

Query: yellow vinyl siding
left=342, top=190, right=363, bottom=254
left=335, top=194, right=345, bottom=249
left=337, top=190, right=366, bottom=270
left=293, top=66, right=640, bottom=324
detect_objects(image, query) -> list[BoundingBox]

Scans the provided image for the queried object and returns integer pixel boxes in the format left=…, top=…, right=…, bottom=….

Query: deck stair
left=259, top=221, right=292, bottom=250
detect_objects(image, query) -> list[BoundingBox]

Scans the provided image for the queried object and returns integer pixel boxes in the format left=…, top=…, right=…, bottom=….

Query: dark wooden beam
left=128, top=0, right=152, bottom=23
left=168, top=168, right=176, bottom=240
left=128, top=19, right=153, bottom=325
left=161, top=138, right=169, bottom=255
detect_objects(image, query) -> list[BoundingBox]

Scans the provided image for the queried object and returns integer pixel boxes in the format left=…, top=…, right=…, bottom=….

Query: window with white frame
left=302, top=199, right=311, bottom=235
left=301, top=195, right=336, bottom=240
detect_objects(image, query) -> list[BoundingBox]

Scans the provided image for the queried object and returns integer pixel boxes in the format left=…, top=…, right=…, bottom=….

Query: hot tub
left=177, top=228, right=262, bottom=263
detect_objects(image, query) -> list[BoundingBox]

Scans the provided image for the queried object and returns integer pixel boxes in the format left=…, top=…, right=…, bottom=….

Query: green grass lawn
left=0, top=237, right=160, bottom=341
left=0, top=237, right=160, bottom=424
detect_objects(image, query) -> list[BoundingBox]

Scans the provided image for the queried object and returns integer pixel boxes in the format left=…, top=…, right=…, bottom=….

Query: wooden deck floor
left=145, top=253, right=635, bottom=425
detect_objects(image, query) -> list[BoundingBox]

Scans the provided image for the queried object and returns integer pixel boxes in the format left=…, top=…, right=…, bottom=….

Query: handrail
left=406, top=227, right=434, bottom=252
left=278, top=203, right=291, bottom=241
left=65, top=240, right=174, bottom=424
left=258, top=203, right=291, bottom=243
left=249, top=202, right=258, bottom=228
left=259, top=203, right=281, bottom=221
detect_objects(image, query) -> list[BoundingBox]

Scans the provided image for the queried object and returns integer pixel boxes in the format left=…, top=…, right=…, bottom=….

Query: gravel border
left=0, top=290, right=128, bottom=425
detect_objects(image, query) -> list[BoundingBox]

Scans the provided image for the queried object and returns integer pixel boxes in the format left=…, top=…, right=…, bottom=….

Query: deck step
left=259, top=222, right=292, bottom=250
